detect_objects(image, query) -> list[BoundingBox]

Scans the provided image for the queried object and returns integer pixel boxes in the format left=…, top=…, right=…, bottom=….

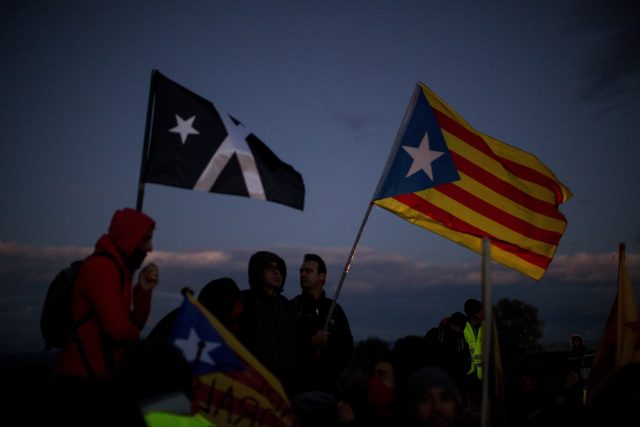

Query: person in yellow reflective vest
left=143, top=404, right=213, bottom=427
left=463, top=299, right=484, bottom=381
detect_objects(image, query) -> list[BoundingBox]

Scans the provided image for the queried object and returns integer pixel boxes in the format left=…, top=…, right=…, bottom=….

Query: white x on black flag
left=144, top=71, right=305, bottom=210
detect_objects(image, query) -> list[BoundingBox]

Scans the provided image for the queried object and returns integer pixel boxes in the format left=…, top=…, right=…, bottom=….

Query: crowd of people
left=10, top=208, right=637, bottom=426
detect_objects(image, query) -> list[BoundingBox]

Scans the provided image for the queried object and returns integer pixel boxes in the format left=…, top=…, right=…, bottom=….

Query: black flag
left=144, top=71, right=305, bottom=210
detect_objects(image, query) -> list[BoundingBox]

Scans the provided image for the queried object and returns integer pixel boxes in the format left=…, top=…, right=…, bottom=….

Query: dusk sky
left=1, top=0, right=639, bottom=355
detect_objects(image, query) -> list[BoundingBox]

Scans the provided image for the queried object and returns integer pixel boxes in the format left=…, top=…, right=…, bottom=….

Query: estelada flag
left=170, top=291, right=296, bottom=427
left=373, top=82, right=572, bottom=280
left=143, top=70, right=305, bottom=210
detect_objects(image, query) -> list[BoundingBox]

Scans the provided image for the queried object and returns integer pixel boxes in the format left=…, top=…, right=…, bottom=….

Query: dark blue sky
left=1, top=1, right=639, bottom=354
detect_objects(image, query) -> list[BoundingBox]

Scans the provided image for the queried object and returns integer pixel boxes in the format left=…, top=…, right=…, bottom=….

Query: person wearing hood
left=147, top=277, right=243, bottom=342
left=237, top=250, right=300, bottom=398
left=56, top=208, right=159, bottom=380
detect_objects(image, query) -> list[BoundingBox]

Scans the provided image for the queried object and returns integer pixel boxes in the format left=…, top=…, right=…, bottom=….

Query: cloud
left=147, top=249, right=231, bottom=268
left=0, top=241, right=91, bottom=261
left=2, top=241, right=637, bottom=294
left=1, top=241, right=638, bottom=353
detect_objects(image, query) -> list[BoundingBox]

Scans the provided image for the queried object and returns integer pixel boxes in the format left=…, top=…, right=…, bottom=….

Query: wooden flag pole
left=323, top=201, right=375, bottom=332
left=135, top=69, right=158, bottom=212
left=480, top=237, right=492, bottom=427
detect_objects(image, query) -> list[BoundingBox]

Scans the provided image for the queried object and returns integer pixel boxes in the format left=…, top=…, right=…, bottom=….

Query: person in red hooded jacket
left=55, top=207, right=159, bottom=380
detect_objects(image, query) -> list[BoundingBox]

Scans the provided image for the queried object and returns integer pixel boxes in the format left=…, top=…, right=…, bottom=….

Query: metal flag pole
left=135, top=69, right=158, bottom=212
left=616, top=242, right=626, bottom=365
left=323, top=201, right=375, bottom=332
left=480, top=237, right=492, bottom=427
left=322, top=85, right=421, bottom=332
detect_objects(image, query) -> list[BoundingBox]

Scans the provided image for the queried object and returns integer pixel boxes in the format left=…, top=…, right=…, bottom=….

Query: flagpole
left=323, top=85, right=422, bottom=331
left=135, top=69, right=158, bottom=212
left=616, top=242, right=625, bottom=365
left=480, top=237, right=492, bottom=427
left=323, top=201, right=375, bottom=332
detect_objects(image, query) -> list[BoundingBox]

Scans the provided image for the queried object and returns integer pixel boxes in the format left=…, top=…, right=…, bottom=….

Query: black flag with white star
left=143, top=71, right=305, bottom=210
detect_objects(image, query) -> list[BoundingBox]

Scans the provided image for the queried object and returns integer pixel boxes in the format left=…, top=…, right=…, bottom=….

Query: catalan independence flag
left=374, top=83, right=572, bottom=280
left=170, top=291, right=296, bottom=427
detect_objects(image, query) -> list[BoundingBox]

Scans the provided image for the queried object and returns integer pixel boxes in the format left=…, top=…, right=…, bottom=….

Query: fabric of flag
left=586, top=243, right=640, bottom=405
left=373, top=82, right=572, bottom=280
left=170, top=292, right=296, bottom=427
left=144, top=70, right=305, bottom=210
left=488, top=319, right=507, bottom=427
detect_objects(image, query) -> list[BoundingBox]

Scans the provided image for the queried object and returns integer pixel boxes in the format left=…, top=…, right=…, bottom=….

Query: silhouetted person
left=147, top=277, right=242, bottom=341
left=117, top=339, right=211, bottom=426
left=52, top=207, right=159, bottom=425
left=237, top=250, right=300, bottom=397
left=291, top=253, right=353, bottom=395
left=423, top=312, right=471, bottom=387
left=401, top=367, right=462, bottom=427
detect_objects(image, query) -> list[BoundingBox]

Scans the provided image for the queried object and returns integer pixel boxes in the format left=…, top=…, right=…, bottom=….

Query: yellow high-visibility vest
left=464, top=322, right=483, bottom=380
left=144, top=412, right=214, bottom=427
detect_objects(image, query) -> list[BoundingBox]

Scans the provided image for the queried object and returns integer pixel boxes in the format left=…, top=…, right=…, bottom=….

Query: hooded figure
left=238, top=251, right=299, bottom=397
left=56, top=208, right=157, bottom=379
left=247, top=250, right=288, bottom=293
left=147, top=277, right=242, bottom=341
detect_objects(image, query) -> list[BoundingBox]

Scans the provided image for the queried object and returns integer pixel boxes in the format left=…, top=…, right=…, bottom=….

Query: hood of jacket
left=248, top=251, right=287, bottom=293
left=106, top=208, right=155, bottom=258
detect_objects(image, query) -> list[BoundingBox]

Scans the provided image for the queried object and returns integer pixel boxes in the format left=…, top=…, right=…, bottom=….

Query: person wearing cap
left=237, top=250, right=300, bottom=397
left=463, top=299, right=484, bottom=382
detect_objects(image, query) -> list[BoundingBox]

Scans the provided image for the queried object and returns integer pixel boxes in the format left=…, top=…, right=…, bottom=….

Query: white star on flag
left=193, top=113, right=266, bottom=199
left=169, top=114, right=200, bottom=144
left=402, top=131, right=444, bottom=180
left=174, top=327, right=221, bottom=366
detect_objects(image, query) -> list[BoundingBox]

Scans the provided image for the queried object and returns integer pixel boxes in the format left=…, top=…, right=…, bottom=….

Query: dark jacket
left=237, top=251, right=300, bottom=397
left=290, top=290, right=353, bottom=394
left=56, top=208, right=156, bottom=378
left=423, top=325, right=471, bottom=386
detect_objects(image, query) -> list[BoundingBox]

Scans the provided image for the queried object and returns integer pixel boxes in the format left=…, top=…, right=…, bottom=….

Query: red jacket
left=56, top=208, right=155, bottom=378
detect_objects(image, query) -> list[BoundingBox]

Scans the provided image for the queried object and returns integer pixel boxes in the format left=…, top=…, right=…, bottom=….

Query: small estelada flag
left=171, top=291, right=296, bottom=427
left=144, top=71, right=304, bottom=210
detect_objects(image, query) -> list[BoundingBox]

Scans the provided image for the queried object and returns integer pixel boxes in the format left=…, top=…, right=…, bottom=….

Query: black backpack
left=40, top=252, right=123, bottom=351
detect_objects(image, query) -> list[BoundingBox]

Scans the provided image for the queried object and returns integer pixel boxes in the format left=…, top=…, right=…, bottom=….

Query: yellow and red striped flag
left=373, top=83, right=572, bottom=280
left=170, top=291, right=296, bottom=427
left=586, top=243, right=640, bottom=405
